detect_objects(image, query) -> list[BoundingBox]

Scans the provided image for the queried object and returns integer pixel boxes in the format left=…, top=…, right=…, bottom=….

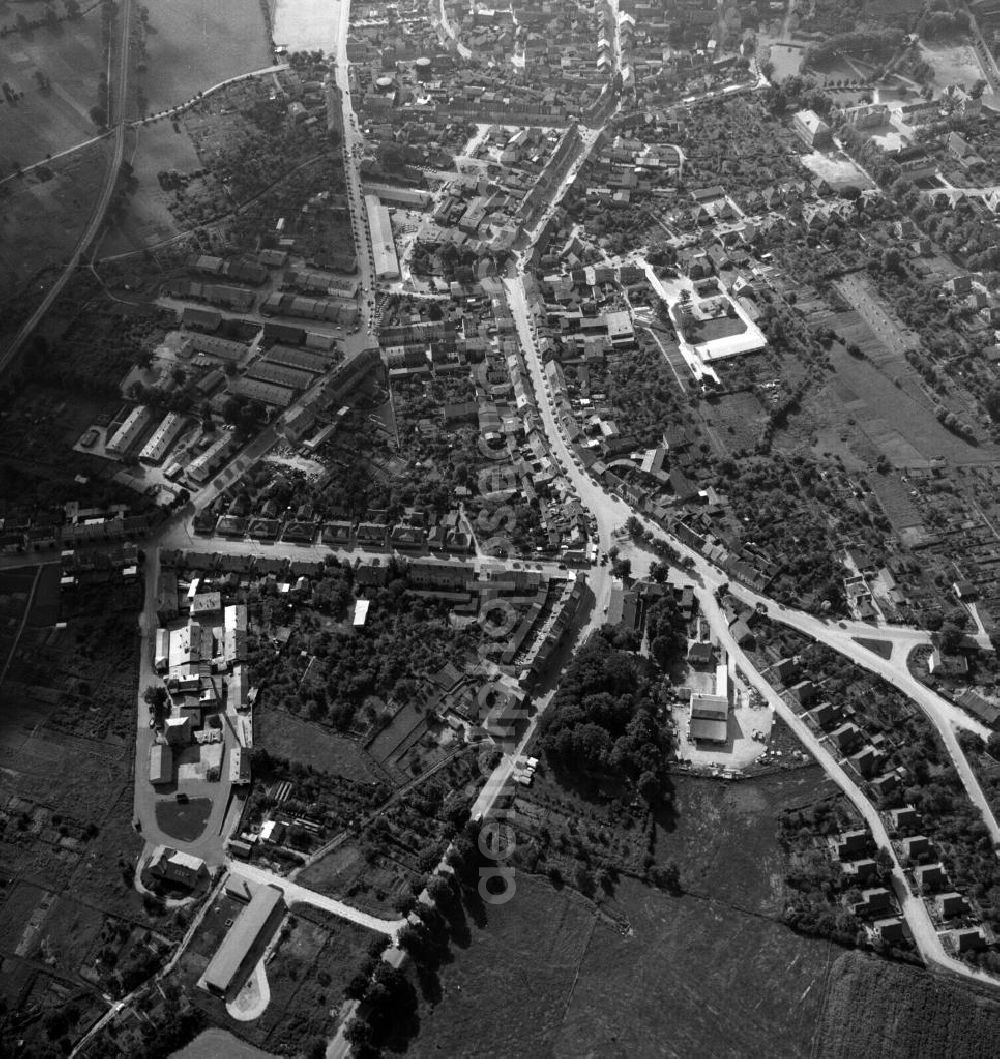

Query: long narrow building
left=365, top=194, right=400, bottom=280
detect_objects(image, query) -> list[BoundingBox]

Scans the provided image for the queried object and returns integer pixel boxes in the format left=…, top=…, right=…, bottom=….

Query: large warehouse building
left=201, top=882, right=285, bottom=997
left=365, top=194, right=400, bottom=280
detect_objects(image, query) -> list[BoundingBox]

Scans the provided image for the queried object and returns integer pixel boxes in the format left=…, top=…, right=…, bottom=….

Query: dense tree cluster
left=539, top=632, right=672, bottom=804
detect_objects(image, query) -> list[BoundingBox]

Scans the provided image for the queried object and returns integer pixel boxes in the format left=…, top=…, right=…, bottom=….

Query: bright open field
left=920, top=42, right=995, bottom=101
left=138, top=0, right=272, bottom=114
left=0, top=8, right=107, bottom=170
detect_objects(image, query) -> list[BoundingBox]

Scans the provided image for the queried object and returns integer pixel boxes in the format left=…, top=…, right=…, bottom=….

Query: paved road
left=700, top=583, right=1000, bottom=986
left=231, top=861, right=403, bottom=935
left=436, top=0, right=474, bottom=61
left=0, top=0, right=134, bottom=373
left=132, top=545, right=240, bottom=866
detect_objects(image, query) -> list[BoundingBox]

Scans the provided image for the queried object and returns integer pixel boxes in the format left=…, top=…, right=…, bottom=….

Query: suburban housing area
left=8, top=0, right=1000, bottom=1055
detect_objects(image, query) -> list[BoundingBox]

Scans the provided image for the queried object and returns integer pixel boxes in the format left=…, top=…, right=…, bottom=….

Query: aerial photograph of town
left=9, top=0, right=1000, bottom=1055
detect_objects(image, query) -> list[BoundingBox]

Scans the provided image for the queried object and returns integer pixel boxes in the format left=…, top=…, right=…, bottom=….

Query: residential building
left=148, top=846, right=209, bottom=890
left=915, top=862, right=948, bottom=892
left=106, top=405, right=155, bottom=458
left=139, top=413, right=187, bottom=465
left=792, top=109, right=833, bottom=149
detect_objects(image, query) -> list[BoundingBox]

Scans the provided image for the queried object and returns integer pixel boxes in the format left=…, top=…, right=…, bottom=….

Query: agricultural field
left=816, top=950, right=1000, bottom=1058
left=136, top=0, right=272, bottom=116
left=0, top=6, right=108, bottom=170
left=295, top=840, right=414, bottom=918
left=0, top=136, right=110, bottom=303
left=96, top=120, right=200, bottom=255
left=802, top=338, right=996, bottom=470
left=701, top=389, right=769, bottom=458
left=0, top=572, right=167, bottom=934
left=409, top=769, right=842, bottom=1056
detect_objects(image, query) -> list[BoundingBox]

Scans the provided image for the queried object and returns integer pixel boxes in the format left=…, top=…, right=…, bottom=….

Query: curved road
left=702, top=584, right=999, bottom=987
left=506, top=267, right=1000, bottom=846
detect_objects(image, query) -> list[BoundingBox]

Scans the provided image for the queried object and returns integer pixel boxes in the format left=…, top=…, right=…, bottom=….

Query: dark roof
left=690, top=717, right=727, bottom=743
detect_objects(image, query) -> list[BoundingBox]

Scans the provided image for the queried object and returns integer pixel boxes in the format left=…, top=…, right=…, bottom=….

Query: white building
left=106, top=405, right=155, bottom=458
left=140, top=412, right=187, bottom=465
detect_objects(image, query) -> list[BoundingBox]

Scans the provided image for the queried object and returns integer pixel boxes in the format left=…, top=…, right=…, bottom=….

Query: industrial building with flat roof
left=689, top=693, right=729, bottom=744
left=140, top=412, right=187, bottom=465
left=106, top=404, right=155, bottom=457
left=365, top=194, right=401, bottom=280
left=202, top=883, right=285, bottom=997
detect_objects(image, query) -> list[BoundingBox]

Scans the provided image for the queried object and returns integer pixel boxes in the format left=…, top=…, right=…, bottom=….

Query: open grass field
left=97, top=121, right=199, bottom=255
left=138, top=0, right=272, bottom=115
left=257, top=707, right=377, bottom=783
left=155, top=796, right=214, bottom=842
left=803, top=337, right=997, bottom=469
left=296, top=840, right=416, bottom=918
left=0, top=135, right=110, bottom=301
left=801, top=151, right=876, bottom=191
left=410, top=873, right=837, bottom=1058
left=920, top=42, right=994, bottom=99
left=816, top=950, right=1000, bottom=1058
left=702, top=389, right=768, bottom=457
left=869, top=473, right=923, bottom=531
left=176, top=1028, right=279, bottom=1059
left=30, top=894, right=105, bottom=979
left=690, top=312, right=747, bottom=344
left=411, top=770, right=843, bottom=1056
left=0, top=8, right=107, bottom=170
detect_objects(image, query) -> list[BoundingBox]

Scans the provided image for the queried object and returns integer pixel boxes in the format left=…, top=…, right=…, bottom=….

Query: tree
left=610, top=557, right=631, bottom=579
left=142, top=685, right=167, bottom=710
left=649, top=560, right=670, bottom=583
left=637, top=769, right=660, bottom=804
left=939, top=621, right=965, bottom=654
left=343, top=1017, right=370, bottom=1047
left=90, top=104, right=108, bottom=128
